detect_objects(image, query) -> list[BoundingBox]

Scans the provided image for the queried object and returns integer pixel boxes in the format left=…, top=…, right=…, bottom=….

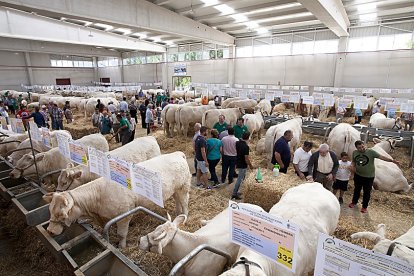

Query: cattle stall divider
left=25, top=122, right=41, bottom=184
left=103, top=206, right=168, bottom=243
left=168, top=244, right=232, bottom=276
left=410, top=136, right=414, bottom=168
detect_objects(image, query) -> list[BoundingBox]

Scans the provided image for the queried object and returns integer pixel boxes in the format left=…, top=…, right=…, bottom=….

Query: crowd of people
left=192, top=115, right=252, bottom=200
left=272, top=131, right=400, bottom=213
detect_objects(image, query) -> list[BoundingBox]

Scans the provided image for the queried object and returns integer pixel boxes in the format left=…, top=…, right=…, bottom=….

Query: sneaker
left=338, top=197, right=343, bottom=204
left=348, top=203, right=355, bottom=209
left=192, top=173, right=197, bottom=177
left=196, top=183, right=204, bottom=187
left=206, top=186, right=213, bottom=190
left=361, top=207, right=368, bottom=213
left=231, top=195, right=242, bottom=200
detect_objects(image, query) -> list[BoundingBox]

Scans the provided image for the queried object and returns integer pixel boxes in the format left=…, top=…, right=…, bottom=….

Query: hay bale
left=244, top=170, right=309, bottom=211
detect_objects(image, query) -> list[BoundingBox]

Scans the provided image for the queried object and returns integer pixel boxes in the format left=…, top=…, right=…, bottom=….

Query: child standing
left=333, top=152, right=352, bottom=204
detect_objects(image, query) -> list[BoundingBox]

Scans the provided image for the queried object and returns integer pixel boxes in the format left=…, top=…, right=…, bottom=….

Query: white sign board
left=87, top=147, right=110, bottom=179
left=56, top=133, right=71, bottom=159
left=41, top=127, right=51, bottom=148
left=130, top=163, right=164, bottom=208
left=108, top=156, right=132, bottom=189
left=315, top=233, right=414, bottom=276
left=299, top=91, right=309, bottom=97
left=29, top=121, right=42, bottom=142
left=338, top=99, right=352, bottom=108
left=265, top=92, right=275, bottom=101
left=69, top=140, right=88, bottom=165
left=301, top=96, right=314, bottom=105
left=281, top=95, right=290, bottom=103
left=239, top=90, right=247, bottom=99
left=289, top=94, right=300, bottom=103
left=323, top=98, right=335, bottom=107
left=354, top=97, right=369, bottom=110
left=400, top=103, right=414, bottom=113
left=274, top=90, right=284, bottom=98
left=229, top=202, right=299, bottom=273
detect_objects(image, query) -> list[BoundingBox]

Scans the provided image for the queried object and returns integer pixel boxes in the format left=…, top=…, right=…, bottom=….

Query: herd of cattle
left=0, top=88, right=413, bottom=275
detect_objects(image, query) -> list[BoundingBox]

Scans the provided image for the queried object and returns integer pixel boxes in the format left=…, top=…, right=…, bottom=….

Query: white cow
left=10, top=133, right=109, bottom=187
left=0, top=133, right=28, bottom=157
left=226, top=99, right=257, bottom=111
left=351, top=224, right=414, bottom=266
left=264, top=118, right=302, bottom=165
left=327, top=123, right=361, bottom=157
left=371, top=137, right=411, bottom=192
left=8, top=130, right=72, bottom=165
left=256, top=138, right=266, bottom=155
left=221, top=97, right=240, bottom=109
left=44, top=151, right=191, bottom=248
left=256, top=99, right=272, bottom=116
left=175, top=105, right=216, bottom=137
left=243, top=110, right=264, bottom=139
left=369, top=113, right=402, bottom=130
left=56, top=136, right=161, bottom=191
left=202, top=108, right=244, bottom=130
left=221, top=183, right=340, bottom=276
left=139, top=204, right=265, bottom=276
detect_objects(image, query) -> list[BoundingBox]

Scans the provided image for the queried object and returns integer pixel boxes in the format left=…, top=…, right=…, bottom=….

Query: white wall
left=123, top=63, right=162, bottom=83
left=98, top=66, right=123, bottom=83
left=0, top=51, right=29, bottom=90
left=340, top=50, right=414, bottom=88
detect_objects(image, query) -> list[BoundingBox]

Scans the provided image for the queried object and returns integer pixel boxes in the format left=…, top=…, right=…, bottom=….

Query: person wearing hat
left=51, top=101, right=64, bottom=130
left=40, top=105, right=49, bottom=128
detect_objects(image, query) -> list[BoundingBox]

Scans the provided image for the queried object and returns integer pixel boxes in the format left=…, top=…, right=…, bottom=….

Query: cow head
left=393, top=117, right=402, bottom=130
left=9, top=153, right=44, bottom=179
left=43, top=192, right=79, bottom=235
left=373, top=136, right=403, bottom=152
left=56, top=164, right=83, bottom=192
left=139, top=214, right=186, bottom=254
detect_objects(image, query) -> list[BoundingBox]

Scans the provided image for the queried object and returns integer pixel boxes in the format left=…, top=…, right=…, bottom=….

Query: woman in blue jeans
left=206, top=129, right=223, bottom=185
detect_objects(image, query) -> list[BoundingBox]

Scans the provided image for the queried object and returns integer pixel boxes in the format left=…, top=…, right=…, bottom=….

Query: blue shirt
left=387, top=109, right=396, bottom=119
left=29, top=111, right=46, bottom=127
left=206, top=138, right=222, bottom=160
left=119, top=101, right=128, bottom=112
left=271, top=136, right=291, bottom=167
left=355, top=109, right=362, bottom=116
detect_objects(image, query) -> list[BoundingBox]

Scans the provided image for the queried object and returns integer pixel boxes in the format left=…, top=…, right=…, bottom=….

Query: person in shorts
left=333, top=152, right=352, bottom=204
left=195, top=126, right=210, bottom=189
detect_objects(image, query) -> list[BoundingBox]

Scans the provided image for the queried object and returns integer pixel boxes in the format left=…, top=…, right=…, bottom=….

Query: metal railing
left=168, top=244, right=232, bottom=276
left=103, top=206, right=167, bottom=243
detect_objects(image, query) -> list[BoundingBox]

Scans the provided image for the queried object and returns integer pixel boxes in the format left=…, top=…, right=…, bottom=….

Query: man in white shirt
left=107, top=101, right=116, bottom=113
left=293, top=141, right=313, bottom=179
left=119, top=97, right=128, bottom=112
left=221, top=127, right=239, bottom=184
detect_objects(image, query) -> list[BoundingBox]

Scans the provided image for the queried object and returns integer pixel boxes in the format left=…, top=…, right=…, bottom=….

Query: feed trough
left=73, top=248, right=147, bottom=276
left=11, top=188, right=50, bottom=225
left=0, top=176, right=31, bottom=200
left=62, top=232, right=107, bottom=270
left=36, top=222, right=90, bottom=260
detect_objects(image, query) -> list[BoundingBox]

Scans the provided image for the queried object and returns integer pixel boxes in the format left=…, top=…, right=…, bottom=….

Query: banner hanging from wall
left=173, top=64, right=187, bottom=76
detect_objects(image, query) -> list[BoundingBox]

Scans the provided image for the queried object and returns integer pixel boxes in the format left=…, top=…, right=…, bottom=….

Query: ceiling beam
left=0, top=0, right=235, bottom=45
left=209, top=8, right=309, bottom=28
left=176, top=0, right=238, bottom=14
left=232, top=20, right=322, bottom=37
left=193, top=0, right=298, bottom=21
left=0, top=7, right=166, bottom=52
left=154, top=0, right=175, bottom=5
left=0, top=37, right=122, bottom=57
left=297, top=0, right=350, bottom=36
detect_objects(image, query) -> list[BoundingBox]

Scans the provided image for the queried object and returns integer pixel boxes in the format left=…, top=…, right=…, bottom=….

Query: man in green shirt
left=213, top=115, right=228, bottom=134
left=114, top=113, right=131, bottom=145
left=349, top=140, right=400, bottom=213
left=234, top=117, right=248, bottom=139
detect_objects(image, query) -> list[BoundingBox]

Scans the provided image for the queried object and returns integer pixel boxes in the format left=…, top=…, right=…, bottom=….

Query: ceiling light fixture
left=94, top=23, right=114, bottom=31
left=133, top=33, right=147, bottom=39
left=214, top=4, right=234, bottom=15
left=357, top=3, right=377, bottom=12
left=231, top=14, right=248, bottom=22
left=115, top=28, right=132, bottom=35
left=359, top=13, right=377, bottom=21
left=256, top=27, right=269, bottom=34
left=60, top=17, right=66, bottom=21
left=244, top=21, right=259, bottom=29
left=200, top=0, right=219, bottom=5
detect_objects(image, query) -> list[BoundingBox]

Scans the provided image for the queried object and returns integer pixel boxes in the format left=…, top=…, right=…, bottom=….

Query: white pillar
left=24, top=52, right=34, bottom=85
left=333, top=36, right=348, bottom=87
left=92, top=57, right=99, bottom=83
left=162, top=53, right=168, bottom=89
left=228, top=45, right=236, bottom=86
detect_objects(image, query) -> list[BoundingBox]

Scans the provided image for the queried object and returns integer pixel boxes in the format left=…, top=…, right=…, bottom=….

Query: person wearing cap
left=107, top=101, right=116, bottom=114
left=51, top=102, right=64, bottom=130
left=28, top=106, right=46, bottom=128
left=0, top=101, right=9, bottom=125
left=40, top=105, right=49, bottom=128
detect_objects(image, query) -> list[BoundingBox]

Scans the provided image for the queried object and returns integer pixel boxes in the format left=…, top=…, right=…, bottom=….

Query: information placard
left=239, top=90, right=247, bottom=99
left=385, top=103, right=400, bottom=112
left=323, top=98, right=335, bottom=107
left=41, top=127, right=51, bottom=148
left=302, top=96, right=314, bottom=105
left=15, top=118, right=24, bottom=134
left=400, top=103, right=414, bottom=113
left=314, top=233, right=414, bottom=276
left=289, top=94, right=300, bottom=103
left=68, top=140, right=88, bottom=165
left=299, top=91, right=309, bottom=97
left=29, top=121, right=42, bottom=141
left=265, top=92, right=275, bottom=101
left=87, top=147, right=110, bottom=179
left=338, top=99, right=352, bottom=108
left=108, top=155, right=131, bottom=189
left=0, top=117, right=7, bottom=130
left=281, top=95, right=290, bottom=103
left=354, top=98, right=369, bottom=109
left=9, top=118, right=17, bottom=133
left=56, top=133, right=71, bottom=159
left=229, top=202, right=299, bottom=272
left=274, top=90, right=284, bottom=98
left=130, top=163, right=164, bottom=208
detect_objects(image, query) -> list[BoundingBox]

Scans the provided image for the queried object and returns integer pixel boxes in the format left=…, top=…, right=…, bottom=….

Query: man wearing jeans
left=349, top=140, right=399, bottom=213
left=192, top=123, right=201, bottom=177
left=195, top=126, right=209, bottom=189
left=232, top=132, right=253, bottom=200
left=221, top=127, right=238, bottom=184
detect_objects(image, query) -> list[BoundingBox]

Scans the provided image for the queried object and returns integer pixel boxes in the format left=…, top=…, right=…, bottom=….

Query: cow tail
left=175, top=107, right=181, bottom=135
left=202, top=110, right=207, bottom=127
left=343, top=128, right=351, bottom=155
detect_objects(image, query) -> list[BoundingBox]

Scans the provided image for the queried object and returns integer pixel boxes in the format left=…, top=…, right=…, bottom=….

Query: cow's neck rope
left=49, top=191, right=76, bottom=226
left=387, top=241, right=414, bottom=256
left=145, top=228, right=178, bottom=252
left=232, top=257, right=263, bottom=276
left=56, top=178, right=75, bottom=192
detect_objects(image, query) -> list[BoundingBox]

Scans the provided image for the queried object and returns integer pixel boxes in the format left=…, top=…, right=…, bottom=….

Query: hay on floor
left=243, top=169, right=309, bottom=212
